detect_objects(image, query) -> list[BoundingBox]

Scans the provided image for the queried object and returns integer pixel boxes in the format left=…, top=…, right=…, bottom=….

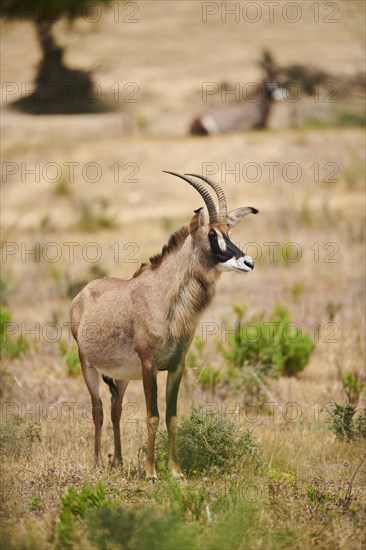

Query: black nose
left=244, top=257, right=254, bottom=270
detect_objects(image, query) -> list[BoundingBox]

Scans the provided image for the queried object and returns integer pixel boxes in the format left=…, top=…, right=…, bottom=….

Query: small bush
left=334, top=108, right=366, bottom=127
left=59, top=340, right=81, bottom=377
left=220, top=304, right=315, bottom=377
left=342, top=371, right=365, bottom=404
left=54, top=177, right=71, bottom=196
left=354, top=408, right=366, bottom=438
left=0, top=307, right=28, bottom=358
left=326, top=403, right=366, bottom=440
left=87, top=503, right=199, bottom=550
left=268, top=468, right=295, bottom=499
left=0, top=270, right=12, bottom=303
left=187, top=336, right=222, bottom=396
left=28, top=495, right=43, bottom=512
left=157, top=409, right=260, bottom=476
left=56, top=484, right=110, bottom=549
left=291, top=282, right=304, bottom=301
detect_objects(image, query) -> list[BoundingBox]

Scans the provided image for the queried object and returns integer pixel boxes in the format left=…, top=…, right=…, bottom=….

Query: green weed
left=28, top=495, right=43, bottom=512
left=0, top=307, right=28, bottom=358
left=87, top=503, right=199, bottom=550
left=291, top=282, right=305, bottom=301
left=326, top=403, right=366, bottom=440
left=187, top=336, right=222, bottom=396
left=342, top=371, right=365, bottom=404
left=56, top=484, right=110, bottom=549
left=54, top=177, right=71, bottom=197
left=59, top=340, right=81, bottom=377
left=334, top=108, right=365, bottom=128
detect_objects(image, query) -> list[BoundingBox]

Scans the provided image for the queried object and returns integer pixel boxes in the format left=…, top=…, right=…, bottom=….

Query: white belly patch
left=95, top=363, right=142, bottom=381
left=92, top=345, right=143, bottom=381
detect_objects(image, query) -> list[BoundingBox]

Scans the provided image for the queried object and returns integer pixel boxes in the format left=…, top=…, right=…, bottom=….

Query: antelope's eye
left=208, top=230, right=216, bottom=238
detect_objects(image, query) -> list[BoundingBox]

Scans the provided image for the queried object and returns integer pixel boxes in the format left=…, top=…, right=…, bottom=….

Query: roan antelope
left=71, top=172, right=258, bottom=480
left=190, top=51, right=278, bottom=136
left=190, top=82, right=274, bottom=136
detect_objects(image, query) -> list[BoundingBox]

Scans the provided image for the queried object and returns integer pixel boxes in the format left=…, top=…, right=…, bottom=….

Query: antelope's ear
left=227, top=207, right=258, bottom=229
left=189, top=207, right=206, bottom=234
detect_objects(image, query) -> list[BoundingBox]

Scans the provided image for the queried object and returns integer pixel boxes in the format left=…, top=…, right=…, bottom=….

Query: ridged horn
left=162, top=171, right=218, bottom=223
left=185, top=173, right=227, bottom=223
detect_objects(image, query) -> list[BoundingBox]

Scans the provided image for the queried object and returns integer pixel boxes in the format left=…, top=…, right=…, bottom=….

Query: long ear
left=227, top=207, right=258, bottom=229
left=189, top=207, right=206, bottom=234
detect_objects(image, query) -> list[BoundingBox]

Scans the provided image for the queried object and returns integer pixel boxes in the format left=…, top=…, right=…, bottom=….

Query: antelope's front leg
left=142, top=361, right=159, bottom=481
left=166, top=366, right=184, bottom=479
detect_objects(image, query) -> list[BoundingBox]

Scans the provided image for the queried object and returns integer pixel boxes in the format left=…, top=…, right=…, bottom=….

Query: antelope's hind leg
left=80, top=358, right=103, bottom=467
left=102, top=376, right=129, bottom=467
left=142, top=360, right=159, bottom=482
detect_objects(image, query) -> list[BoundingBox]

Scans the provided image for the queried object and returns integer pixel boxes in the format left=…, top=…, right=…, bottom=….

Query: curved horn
left=185, top=173, right=227, bottom=222
left=162, top=171, right=218, bottom=223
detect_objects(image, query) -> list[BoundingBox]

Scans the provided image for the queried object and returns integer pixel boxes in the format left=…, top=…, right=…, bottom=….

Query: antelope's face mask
left=208, top=227, right=254, bottom=274
left=162, top=170, right=259, bottom=275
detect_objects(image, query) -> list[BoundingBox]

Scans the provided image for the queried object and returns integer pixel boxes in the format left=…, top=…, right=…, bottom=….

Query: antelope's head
left=163, top=171, right=258, bottom=274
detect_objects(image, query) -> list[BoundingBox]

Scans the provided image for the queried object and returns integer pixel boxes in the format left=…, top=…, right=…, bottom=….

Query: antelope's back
left=70, top=277, right=130, bottom=344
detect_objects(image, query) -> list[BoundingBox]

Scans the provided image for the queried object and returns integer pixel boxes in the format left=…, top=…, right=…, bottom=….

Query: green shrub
left=187, top=336, right=222, bottom=396
left=334, top=108, right=366, bottom=127
left=0, top=270, right=12, bottom=303
left=325, top=301, right=342, bottom=322
left=342, top=371, right=365, bottom=404
left=59, top=340, right=81, bottom=377
left=0, top=307, right=28, bottom=358
left=326, top=403, right=366, bottom=441
left=291, top=282, right=304, bottom=301
left=354, top=408, right=366, bottom=438
left=54, top=177, right=71, bottom=196
left=186, top=335, right=204, bottom=370
left=220, top=304, right=315, bottom=377
left=157, top=409, right=260, bottom=476
left=56, top=484, right=110, bottom=549
left=28, top=495, right=43, bottom=512
left=87, top=503, right=199, bottom=550
left=268, top=468, right=295, bottom=499
left=197, top=363, right=222, bottom=395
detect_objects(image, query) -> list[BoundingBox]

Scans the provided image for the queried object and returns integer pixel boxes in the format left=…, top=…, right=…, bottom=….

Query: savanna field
left=0, top=1, right=365, bottom=549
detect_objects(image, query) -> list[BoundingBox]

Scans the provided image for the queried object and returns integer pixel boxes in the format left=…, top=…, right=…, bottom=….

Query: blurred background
left=1, top=1, right=365, bottom=546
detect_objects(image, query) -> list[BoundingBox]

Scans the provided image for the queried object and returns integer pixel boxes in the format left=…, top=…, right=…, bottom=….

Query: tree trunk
left=14, top=19, right=99, bottom=113
left=34, top=19, right=65, bottom=87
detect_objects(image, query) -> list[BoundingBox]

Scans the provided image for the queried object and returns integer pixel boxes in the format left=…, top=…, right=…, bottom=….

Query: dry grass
left=1, top=2, right=365, bottom=549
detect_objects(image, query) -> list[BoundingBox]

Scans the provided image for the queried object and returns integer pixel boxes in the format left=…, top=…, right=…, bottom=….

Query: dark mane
left=132, top=226, right=189, bottom=278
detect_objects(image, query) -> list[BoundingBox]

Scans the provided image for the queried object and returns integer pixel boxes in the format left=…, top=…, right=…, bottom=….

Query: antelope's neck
left=161, top=238, right=220, bottom=340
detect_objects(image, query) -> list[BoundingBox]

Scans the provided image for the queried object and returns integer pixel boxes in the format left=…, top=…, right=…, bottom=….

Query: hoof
left=147, top=476, right=158, bottom=484
left=168, top=462, right=185, bottom=480
left=93, top=457, right=104, bottom=470
left=171, top=472, right=185, bottom=482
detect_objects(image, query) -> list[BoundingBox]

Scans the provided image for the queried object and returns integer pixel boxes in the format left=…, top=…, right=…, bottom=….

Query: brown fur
left=149, top=226, right=189, bottom=269
left=133, top=226, right=189, bottom=277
